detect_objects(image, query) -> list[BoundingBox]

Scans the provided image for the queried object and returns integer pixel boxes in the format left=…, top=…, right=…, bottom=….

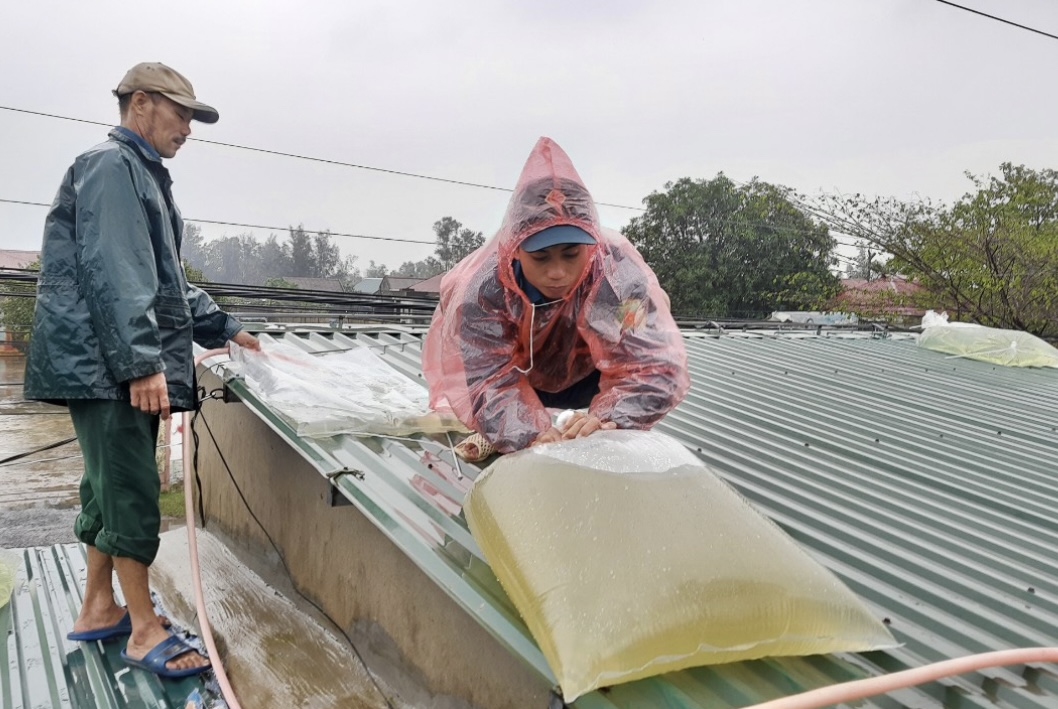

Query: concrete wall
left=190, top=367, right=552, bottom=709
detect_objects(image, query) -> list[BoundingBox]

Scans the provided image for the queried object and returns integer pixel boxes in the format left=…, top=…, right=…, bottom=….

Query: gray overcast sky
left=2, top=0, right=1057, bottom=272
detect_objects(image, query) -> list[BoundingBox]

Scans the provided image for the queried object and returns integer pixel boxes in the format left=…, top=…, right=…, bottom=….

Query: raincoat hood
left=423, top=138, right=688, bottom=453
left=495, top=137, right=602, bottom=293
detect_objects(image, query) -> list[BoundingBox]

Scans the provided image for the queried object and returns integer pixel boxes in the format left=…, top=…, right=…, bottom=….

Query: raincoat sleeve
left=74, top=152, right=166, bottom=383
left=583, top=239, right=689, bottom=429
left=425, top=275, right=554, bottom=452
left=186, top=283, right=243, bottom=348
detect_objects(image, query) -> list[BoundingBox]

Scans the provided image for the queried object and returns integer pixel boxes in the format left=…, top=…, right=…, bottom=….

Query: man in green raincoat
left=24, top=62, right=259, bottom=678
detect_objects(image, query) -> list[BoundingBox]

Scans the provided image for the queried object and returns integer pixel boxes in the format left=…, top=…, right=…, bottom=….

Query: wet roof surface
left=1, top=543, right=208, bottom=709
left=8, top=326, right=1057, bottom=708
left=205, top=327, right=1058, bottom=708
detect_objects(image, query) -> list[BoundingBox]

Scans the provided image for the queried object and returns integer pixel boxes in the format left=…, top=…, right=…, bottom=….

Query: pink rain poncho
left=423, top=137, right=688, bottom=453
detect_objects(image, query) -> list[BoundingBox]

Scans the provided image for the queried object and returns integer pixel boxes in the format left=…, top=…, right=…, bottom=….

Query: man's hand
left=531, top=427, right=564, bottom=447
left=230, top=330, right=261, bottom=351
left=560, top=411, right=617, bottom=440
left=130, top=372, right=170, bottom=420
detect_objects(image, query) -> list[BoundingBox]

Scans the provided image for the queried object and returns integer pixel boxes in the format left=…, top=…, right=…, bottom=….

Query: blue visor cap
left=520, top=224, right=596, bottom=252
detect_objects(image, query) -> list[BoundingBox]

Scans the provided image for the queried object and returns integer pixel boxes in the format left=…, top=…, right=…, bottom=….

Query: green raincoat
left=24, top=129, right=241, bottom=411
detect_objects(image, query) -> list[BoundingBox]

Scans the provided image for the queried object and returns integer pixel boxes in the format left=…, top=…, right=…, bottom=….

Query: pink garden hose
left=745, top=647, right=1058, bottom=709
left=185, top=347, right=241, bottom=709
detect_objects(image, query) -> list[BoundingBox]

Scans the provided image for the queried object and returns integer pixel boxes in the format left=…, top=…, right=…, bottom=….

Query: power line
left=0, top=196, right=870, bottom=249
left=0, top=105, right=643, bottom=211
left=188, top=219, right=433, bottom=245
left=1, top=105, right=896, bottom=239
left=0, top=105, right=876, bottom=249
left=932, top=0, right=1058, bottom=42
left=0, top=198, right=434, bottom=245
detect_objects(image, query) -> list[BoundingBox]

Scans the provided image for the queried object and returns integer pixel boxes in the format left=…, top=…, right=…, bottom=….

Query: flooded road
left=0, top=355, right=81, bottom=547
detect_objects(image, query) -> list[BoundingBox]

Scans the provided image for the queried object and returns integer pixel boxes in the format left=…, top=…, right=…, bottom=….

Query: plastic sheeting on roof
left=229, top=340, right=468, bottom=437
left=918, top=310, right=1058, bottom=368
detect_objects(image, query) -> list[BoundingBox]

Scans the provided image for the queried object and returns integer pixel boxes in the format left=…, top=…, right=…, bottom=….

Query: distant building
left=407, top=272, right=444, bottom=296
left=351, top=277, right=383, bottom=295
left=0, top=249, right=40, bottom=269
left=829, top=275, right=928, bottom=324
left=381, top=276, right=426, bottom=294
left=281, top=276, right=351, bottom=292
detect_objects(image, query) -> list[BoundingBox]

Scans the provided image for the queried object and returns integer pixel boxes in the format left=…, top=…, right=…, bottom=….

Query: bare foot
left=126, top=622, right=210, bottom=673
left=72, top=604, right=171, bottom=634
left=72, top=603, right=126, bottom=635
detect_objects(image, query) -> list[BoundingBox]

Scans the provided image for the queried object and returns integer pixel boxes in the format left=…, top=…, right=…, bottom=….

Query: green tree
left=433, top=217, right=484, bottom=269
left=289, top=225, right=315, bottom=277
left=847, top=241, right=885, bottom=280
left=203, top=234, right=261, bottom=283
left=813, top=163, right=1058, bottom=338
left=313, top=231, right=341, bottom=278
left=0, top=260, right=39, bottom=351
left=363, top=261, right=389, bottom=278
left=333, top=254, right=360, bottom=287
left=183, top=260, right=206, bottom=283
left=259, top=234, right=293, bottom=278
left=181, top=223, right=208, bottom=270
left=394, top=257, right=444, bottom=278
left=624, top=175, right=840, bottom=318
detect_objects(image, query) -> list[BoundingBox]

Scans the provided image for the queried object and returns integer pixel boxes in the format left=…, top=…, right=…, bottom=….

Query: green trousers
left=68, top=400, right=161, bottom=566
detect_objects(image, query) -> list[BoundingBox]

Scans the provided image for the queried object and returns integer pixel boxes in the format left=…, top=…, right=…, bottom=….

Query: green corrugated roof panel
left=1, top=544, right=207, bottom=709
left=205, top=327, right=1058, bottom=708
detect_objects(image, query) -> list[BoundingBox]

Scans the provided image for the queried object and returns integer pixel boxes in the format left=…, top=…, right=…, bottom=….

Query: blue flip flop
left=67, top=611, right=132, bottom=641
left=121, top=635, right=211, bottom=679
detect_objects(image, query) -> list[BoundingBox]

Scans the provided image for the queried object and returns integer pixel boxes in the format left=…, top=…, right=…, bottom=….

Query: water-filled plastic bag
left=464, top=430, right=897, bottom=700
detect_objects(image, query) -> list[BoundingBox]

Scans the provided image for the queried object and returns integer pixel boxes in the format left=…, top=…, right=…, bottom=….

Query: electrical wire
left=0, top=109, right=871, bottom=276
left=0, top=105, right=642, bottom=211
left=0, top=195, right=858, bottom=249
left=932, top=0, right=1058, bottom=42
left=0, top=198, right=435, bottom=246
left=0, top=436, right=77, bottom=466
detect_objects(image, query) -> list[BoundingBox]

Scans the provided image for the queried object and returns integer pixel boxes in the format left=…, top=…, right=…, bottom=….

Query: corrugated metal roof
left=1, top=544, right=207, bottom=709
left=208, top=327, right=1058, bottom=708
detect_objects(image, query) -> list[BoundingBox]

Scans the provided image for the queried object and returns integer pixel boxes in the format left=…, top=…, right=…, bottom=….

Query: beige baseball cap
left=115, top=62, right=219, bottom=124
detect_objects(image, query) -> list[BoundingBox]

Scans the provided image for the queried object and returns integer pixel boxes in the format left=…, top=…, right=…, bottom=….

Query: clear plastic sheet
left=229, top=341, right=468, bottom=438
left=465, top=430, right=898, bottom=700
left=918, top=310, right=1058, bottom=368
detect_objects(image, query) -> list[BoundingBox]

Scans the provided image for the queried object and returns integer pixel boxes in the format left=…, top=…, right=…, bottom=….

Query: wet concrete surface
left=153, top=528, right=396, bottom=709
left=0, top=355, right=81, bottom=547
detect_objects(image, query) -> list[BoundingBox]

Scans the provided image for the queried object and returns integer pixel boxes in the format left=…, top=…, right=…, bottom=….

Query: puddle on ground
left=0, top=356, right=83, bottom=512
left=152, top=528, right=395, bottom=709
left=0, top=355, right=187, bottom=547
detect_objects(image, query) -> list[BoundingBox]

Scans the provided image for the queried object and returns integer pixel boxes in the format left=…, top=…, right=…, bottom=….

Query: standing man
left=24, top=62, right=259, bottom=678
